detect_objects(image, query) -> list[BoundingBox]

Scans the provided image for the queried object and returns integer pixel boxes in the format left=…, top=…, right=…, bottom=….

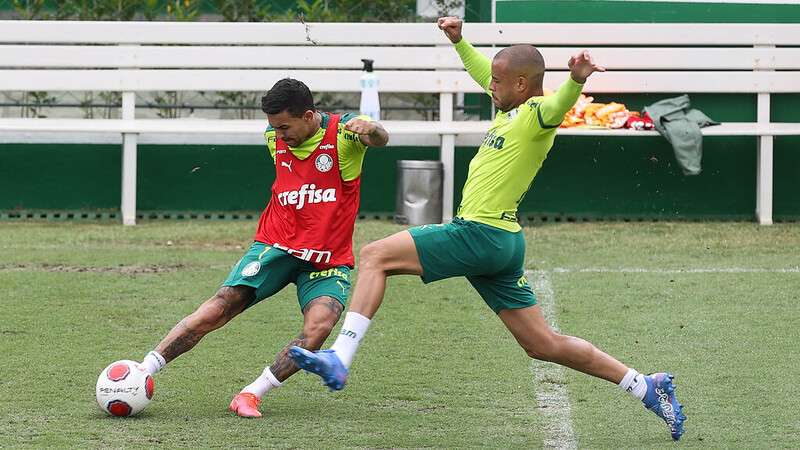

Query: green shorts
left=408, top=217, right=535, bottom=314
left=222, top=242, right=351, bottom=311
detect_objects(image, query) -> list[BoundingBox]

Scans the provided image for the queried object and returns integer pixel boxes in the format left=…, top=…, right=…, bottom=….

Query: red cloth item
left=254, top=114, right=360, bottom=269
left=625, top=112, right=655, bottom=130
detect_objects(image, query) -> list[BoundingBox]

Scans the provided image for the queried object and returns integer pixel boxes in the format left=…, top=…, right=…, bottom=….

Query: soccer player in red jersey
left=137, top=78, right=388, bottom=418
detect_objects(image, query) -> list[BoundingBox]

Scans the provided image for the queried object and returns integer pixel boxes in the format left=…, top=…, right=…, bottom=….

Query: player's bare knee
left=302, top=318, right=336, bottom=348
left=189, top=298, right=228, bottom=331
left=192, top=289, right=247, bottom=330
left=358, top=241, right=389, bottom=272
left=524, top=346, right=551, bottom=362
left=522, top=335, right=560, bottom=362
left=303, top=320, right=334, bottom=339
left=216, top=285, right=252, bottom=306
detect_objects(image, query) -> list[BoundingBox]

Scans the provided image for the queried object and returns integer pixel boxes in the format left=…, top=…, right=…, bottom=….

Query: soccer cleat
left=643, top=373, right=686, bottom=441
left=228, top=392, right=262, bottom=418
left=288, top=347, right=348, bottom=391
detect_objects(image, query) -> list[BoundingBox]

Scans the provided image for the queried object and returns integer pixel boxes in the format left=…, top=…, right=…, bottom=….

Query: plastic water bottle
left=359, top=59, right=380, bottom=121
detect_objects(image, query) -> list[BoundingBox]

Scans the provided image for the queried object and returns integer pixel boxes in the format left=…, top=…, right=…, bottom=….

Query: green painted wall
left=1, top=93, right=798, bottom=220
left=772, top=95, right=800, bottom=221
left=136, top=144, right=439, bottom=215
left=496, top=1, right=800, bottom=23
left=774, top=137, right=800, bottom=222
left=3, top=138, right=797, bottom=220
left=524, top=136, right=757, bottom=220
left=466, top=0, right=493, bottom=22
left=1, top=0, right=798, bottom=221
left=0, top=144, right=121, bottom=211
left=454, top=137, right=800, bottom=221
left=137, top=145, right=269, bottom=212
left=0, top=143, right=442, bottom=217
left=489, top=1, right=800, bottom=220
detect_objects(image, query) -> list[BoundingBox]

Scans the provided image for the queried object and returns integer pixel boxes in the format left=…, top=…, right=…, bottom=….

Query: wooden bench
left=1, top=20, right=799, bottom=224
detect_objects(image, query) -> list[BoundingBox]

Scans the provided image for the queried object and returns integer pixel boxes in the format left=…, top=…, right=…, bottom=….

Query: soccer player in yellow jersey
left=291, top=18, right=686, bottom=440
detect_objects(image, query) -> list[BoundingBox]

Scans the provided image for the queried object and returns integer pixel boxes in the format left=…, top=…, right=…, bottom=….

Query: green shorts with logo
left=222, top=242, right=351, bottom=311
left=408, top=217, right=535, bottom=314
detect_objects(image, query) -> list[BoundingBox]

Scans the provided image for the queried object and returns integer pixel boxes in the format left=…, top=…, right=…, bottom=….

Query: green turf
left=0, top=220, right=798, bottom=448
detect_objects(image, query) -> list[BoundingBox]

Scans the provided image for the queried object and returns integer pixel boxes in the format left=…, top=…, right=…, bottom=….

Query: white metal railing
left=2, top=21, right=800, bottom=225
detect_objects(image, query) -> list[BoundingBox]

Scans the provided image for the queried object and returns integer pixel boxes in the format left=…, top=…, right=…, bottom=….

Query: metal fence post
left=439, top=92, right=454, bottom=222
left=121, top=91, right=137, bottom=226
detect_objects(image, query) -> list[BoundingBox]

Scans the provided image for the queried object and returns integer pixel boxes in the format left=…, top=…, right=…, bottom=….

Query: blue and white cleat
left=288, top=347, right=348, bottom=391
left=643, top=372, right=686, bottom=441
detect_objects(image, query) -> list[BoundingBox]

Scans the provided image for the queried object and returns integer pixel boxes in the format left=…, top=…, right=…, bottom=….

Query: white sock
left=330, top=312, right=371, bottom=368
left=619, top=368, right=648, bottom=401
left=141, top=351, right=166, bottom=375
left=240, top=367, right=282, bottom=398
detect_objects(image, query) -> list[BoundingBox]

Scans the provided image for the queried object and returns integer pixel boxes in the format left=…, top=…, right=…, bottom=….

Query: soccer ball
left=96, top=360, right=154, bottom=417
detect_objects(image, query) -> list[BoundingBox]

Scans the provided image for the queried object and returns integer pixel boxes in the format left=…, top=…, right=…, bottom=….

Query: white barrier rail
left=2, top=20, right=799, bottom=225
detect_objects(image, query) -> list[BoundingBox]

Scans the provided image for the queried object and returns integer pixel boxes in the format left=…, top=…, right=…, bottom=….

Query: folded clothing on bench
left=645, top=94, right=719, bottom=176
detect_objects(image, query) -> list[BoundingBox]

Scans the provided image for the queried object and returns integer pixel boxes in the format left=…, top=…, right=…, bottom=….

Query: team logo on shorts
left=315, top=154, right=333, bottom=173
left=241, top=261, right=261, bottom=277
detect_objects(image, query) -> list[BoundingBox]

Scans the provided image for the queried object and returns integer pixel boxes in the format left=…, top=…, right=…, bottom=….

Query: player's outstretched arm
left=538, top=50, right=606, bottom=127
left=345, top=117, right=389, bottom=147
left=568, top=49, right=605, bottom=84
left=437, top=16, right=463, bottom=44
left=438, top=16, right=492, bottom=93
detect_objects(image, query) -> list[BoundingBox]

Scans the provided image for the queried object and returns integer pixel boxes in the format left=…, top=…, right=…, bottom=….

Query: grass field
left=1, top=220, right=798, bottom=448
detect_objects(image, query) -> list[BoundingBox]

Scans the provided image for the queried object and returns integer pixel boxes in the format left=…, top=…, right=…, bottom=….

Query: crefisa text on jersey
left=276, top=184, right=337, bottom=210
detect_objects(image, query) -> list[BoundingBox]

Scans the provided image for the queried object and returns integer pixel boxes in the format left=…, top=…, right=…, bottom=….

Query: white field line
left=526, top=270, right=578, bottom=450
left=524, top=265, right=797, bottom=447
left=551, top=267, right=800, bottom=274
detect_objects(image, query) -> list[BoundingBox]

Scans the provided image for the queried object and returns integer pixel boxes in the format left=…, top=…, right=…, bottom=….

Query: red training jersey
left=254, top=114, right=360, bottom=269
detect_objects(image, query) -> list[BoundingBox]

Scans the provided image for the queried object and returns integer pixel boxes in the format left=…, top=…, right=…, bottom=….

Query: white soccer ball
left=96, top=360, right=154, bottom=417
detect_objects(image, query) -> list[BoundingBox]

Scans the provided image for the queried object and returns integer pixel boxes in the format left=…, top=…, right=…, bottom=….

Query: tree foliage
left=9, top=0, right=420, bottom=22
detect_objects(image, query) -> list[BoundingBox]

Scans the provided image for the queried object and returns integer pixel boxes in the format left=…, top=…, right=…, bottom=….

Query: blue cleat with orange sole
left=643, top=373, right=686, bottom=441
left=288, top=347, right=348, bottom=391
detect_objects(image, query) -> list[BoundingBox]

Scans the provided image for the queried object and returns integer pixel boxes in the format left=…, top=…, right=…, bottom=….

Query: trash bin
left=395, top=160, right=443, bottom=225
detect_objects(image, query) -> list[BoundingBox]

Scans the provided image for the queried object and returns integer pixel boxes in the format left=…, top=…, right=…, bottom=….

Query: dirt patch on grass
left=0, top=263, right=185, bottom=274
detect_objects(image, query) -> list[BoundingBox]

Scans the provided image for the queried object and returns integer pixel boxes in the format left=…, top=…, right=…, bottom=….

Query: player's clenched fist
left=437, top=16, right=463, bottom=44
left=344, top=117, right=377, bottom=135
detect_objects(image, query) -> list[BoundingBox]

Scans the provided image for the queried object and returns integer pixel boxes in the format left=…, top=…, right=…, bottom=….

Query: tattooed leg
left=269, top=296, right=343, bottom=382
left=269, top=333, right=309, bottom=381
left=155, top=285, right=253, bottom=363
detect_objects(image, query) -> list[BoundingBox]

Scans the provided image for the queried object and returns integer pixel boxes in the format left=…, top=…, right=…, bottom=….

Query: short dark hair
left=261, top=78, right=315, bottom=116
